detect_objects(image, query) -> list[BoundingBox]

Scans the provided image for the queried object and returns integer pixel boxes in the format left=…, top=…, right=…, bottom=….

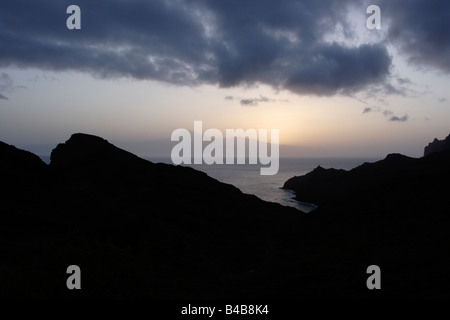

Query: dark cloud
left=225, top=94, right=284, bottom=106
left=0, top=0, right=395, bottom=96
left=438, top=97, right=448, bottom=103
left=389, top=114, right=409, bottom=122
left=0, top=93, right=8, bottom=100
left=222, top=95, right=283, bottom=106
left=382, top=0, right=450, bottom=72
left=363, top=107, right=409, bottom=123
left=3, top=1, right=447, bottom=97
left=384, top=110, right=410, bottom=122
left=240, top=99, right=258, bottom=106
left=382, top=110, right=393, bottom=117
left=240, top=95, right=275, bottom=106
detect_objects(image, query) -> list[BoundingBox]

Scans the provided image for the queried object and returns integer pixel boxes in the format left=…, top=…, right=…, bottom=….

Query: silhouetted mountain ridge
left=280, top=135, right=450, bottom=298
left=424, top=134, right=450, bottom=156
left=1, top=133, right=306, bottom=299
left=0, top=140, right=47, bottom=186
left=283, top=142, right=450, bottom=209
left=1, top=133, right=450, bottom=299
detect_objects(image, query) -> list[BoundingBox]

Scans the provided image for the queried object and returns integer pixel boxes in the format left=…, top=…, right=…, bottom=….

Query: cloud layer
left=388, top=114, right=409, bottom=122
left=382, top=0, right=450, bottom=72
left=362, top=106, right=409, bottom=123
left=0, top=0, right=448, bottom=96
left=226, top=95, right=278, bottom=106
left=0, top=0, right=392, bottom=96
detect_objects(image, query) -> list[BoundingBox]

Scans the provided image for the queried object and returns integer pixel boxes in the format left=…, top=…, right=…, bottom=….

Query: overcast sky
left=1, top=0, right=449, bottom=158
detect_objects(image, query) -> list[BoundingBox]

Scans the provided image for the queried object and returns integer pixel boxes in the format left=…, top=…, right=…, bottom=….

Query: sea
left=39, top=155, right=379, bottom=212
left=146, top=157, right=381, bottom=212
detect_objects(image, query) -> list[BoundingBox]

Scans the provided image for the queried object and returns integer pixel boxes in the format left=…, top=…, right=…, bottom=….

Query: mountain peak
left=65, top=133, right=110, bottom=145
left=50, top=133, right=150, bottom=173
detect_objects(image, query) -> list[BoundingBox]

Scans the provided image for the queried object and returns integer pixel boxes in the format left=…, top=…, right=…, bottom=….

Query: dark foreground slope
left=1, top=133, right=450, bottom=299
left=283, top=143, right=450, bottom=298
left=1, top=134, right=304, bottom=299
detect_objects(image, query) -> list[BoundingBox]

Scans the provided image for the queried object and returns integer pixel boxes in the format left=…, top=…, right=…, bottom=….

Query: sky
left=1, top=0, right=449, bottom=158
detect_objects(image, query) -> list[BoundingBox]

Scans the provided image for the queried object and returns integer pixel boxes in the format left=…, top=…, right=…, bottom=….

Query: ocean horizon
left=148, top=157, right=381, bottom=212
